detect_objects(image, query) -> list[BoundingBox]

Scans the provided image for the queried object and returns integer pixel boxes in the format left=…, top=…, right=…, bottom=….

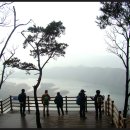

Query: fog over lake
left=0, top=66, right=127, bottom=112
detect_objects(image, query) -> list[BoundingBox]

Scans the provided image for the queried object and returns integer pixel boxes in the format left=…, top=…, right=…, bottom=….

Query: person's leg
left=57, top=106, right=60, bottom=116
left=20, top=103, right=23, bottom=116
left=23, top=103, right=26, bottom=116
left=82, top=105, right=86, bottom=118
left=99, top=105, right=102, bottom=119
left=80, top=105, right=83, bottom=117
left=61, top=106, right=64, bottom=115
left=43, top=105, right=45, bottom=117
left=47, top=105, right=49, bottom=116
left=95, top=105, right=98, bottom=118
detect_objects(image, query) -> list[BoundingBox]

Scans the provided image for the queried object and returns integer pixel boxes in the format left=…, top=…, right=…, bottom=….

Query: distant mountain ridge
left=10, top=66, right=126, bottom=91
left=44, top=66, right=125, bottom=88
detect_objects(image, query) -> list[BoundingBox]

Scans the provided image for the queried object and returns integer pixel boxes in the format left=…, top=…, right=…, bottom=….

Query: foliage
left=6, top=20, right=68, bottom=128
left=96, top=2, right=130, bottom=118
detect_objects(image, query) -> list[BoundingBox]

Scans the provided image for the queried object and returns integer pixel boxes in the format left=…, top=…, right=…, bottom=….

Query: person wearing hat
left=91, top=90, right=104, bottom=119
left=78, top=89, right=87, bottom=119
left=18, top=89, right=26, bottom=116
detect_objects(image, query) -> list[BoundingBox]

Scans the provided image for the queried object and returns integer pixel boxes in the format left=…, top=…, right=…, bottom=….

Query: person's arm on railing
left=90, top=96, right=94, bottom=101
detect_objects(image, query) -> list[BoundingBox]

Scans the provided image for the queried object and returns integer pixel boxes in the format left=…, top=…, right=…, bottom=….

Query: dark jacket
left=54, top=95, right=63, bottom=107
left=79, top=92, right=86, bottom=105
left=18, top=92, right=26, bottom=103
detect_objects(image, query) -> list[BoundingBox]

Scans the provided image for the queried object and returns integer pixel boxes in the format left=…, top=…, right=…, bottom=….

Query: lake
left=5, top=77, right=127, bottom=112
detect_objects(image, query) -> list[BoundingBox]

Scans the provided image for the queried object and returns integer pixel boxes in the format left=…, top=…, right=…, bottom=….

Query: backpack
left=18, top=93, right=26, bottom=102
left=97, top=95, right=103, bottom=105
left=18, top=94, right=22, bottom=102
left=76, top=95, right=81, bottom=105
left=43, top=95, right=49, bottom=105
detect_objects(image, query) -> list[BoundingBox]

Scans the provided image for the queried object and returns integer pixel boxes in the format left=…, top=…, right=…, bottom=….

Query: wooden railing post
left=65, top=96, right=68, bottom=113
left=27, top=96, right=30, bottom=113
left=105, top=101, right=107, bottom=115
left=107, top=95, right=110, bottom=116
left=10, top=96, right=13, bottom=111
left=118, top=111, right=121, bottom=128
left=0, top=100, right=3, bottom=113
left=85, top=96, right=87, bottom=112
left=123, top=118, right=126, bottom=128
left=102, top=97, right=105, bottom=114
left=111, top=101, right=114, bottom=125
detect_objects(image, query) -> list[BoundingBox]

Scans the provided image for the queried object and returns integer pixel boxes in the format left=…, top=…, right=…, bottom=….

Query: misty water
left=2, top=77, right=127, bottom=112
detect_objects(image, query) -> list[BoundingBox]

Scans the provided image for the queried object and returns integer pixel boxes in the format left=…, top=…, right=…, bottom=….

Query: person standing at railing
left=18, top=89, right=26, bottom=117
left=54, top=92, right=64, bottom=116
left=41, top=90, right=51, bottom=117
left=91, top=90, right=104, bottom=119
left=77, top=89, right=87, bottom=119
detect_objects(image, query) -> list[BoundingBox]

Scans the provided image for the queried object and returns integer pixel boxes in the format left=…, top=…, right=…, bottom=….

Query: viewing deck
left=0, top=95, right=130, bottom=128
left=0, top=110, right=115, bottom=128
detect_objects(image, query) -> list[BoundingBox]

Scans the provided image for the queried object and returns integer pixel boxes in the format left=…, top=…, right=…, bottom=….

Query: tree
left=96, top=2, right=130, bottom=118
left=0, top=2, right=32, bottom=89
left=6, top=21, right=68, bottom=128
left=0, top=2, right=13, bottom=27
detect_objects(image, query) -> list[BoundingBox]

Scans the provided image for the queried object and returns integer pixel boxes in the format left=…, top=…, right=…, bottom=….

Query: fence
left=0, top=95, right=128, bottom=128
left=0, top=95, right=101, bottom=113
left=105, top=95, right=127, bottom=128
left=10, top=96, right=97, bottom=112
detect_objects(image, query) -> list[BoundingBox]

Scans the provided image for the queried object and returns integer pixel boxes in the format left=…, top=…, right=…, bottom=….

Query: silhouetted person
left=41, top=90, right=50, bottom=117
left=54, top=92, right=64, bottom=116
left=91, top=90, right=104, bottom=119
left=78, top=89, right=86, bottom=119
left=18, top=89, right=26, bottom=116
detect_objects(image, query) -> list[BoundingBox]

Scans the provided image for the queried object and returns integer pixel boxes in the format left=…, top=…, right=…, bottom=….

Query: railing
left=0, top=95, right=128, bottom=128
left=10, top=96, right=99, bottom=113
left=0, top=97, right=12, bottom=113
left=0, top=96, right=103, bottom=113
left=105, top=95, right=126, bottom=128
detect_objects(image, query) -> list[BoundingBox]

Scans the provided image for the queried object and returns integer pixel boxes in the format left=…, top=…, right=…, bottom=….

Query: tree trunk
left=123, top=70, right=129, bottom=117
left=34, top=87, right=42, bottom=128
left=123, top=39, right=129, bottom=118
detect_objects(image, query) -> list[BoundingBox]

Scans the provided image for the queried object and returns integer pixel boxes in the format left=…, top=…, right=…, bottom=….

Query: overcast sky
left=6, top=2, right=124, bottom=69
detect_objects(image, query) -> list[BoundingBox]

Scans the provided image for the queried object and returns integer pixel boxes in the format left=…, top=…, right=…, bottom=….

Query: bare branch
left=113, top=26, right=127, bottom=40
left=106, top=30, right=127, bottom=57
left=105, top=30, right=127, bottom=68
left=13, top=6, right=16, bottom=27
left=0, top=16, right=32, bottom=59
left=41, top=52, right=53, bottom=69
left=0, top=2, right=13, bottom=8
left=2, top=70, right=14, bottom=83
left=6, top=46, right=18, bottom=61
left=118, top=54, right=127, bottom=68
left=0, top=39, right=4, bottom=44
left=0, top=2, right=13, bottom=27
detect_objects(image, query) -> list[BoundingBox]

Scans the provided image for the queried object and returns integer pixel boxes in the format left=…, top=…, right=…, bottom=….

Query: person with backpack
left=54, top=92, right=64, bottom=116
left=18, top=89, right=26, bottom=116
left=77, top=89, right=87, bottom=119
left=91, top=90, right=104, bottom=119
left=41, top=90, right=50, bottom=117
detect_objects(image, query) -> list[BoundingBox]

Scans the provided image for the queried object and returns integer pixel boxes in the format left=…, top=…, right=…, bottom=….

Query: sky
left=2, top=2, right=125, bottom=69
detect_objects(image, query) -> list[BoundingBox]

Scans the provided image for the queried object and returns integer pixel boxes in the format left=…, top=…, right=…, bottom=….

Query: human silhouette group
left=18, top=88, right=104, bottom=120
